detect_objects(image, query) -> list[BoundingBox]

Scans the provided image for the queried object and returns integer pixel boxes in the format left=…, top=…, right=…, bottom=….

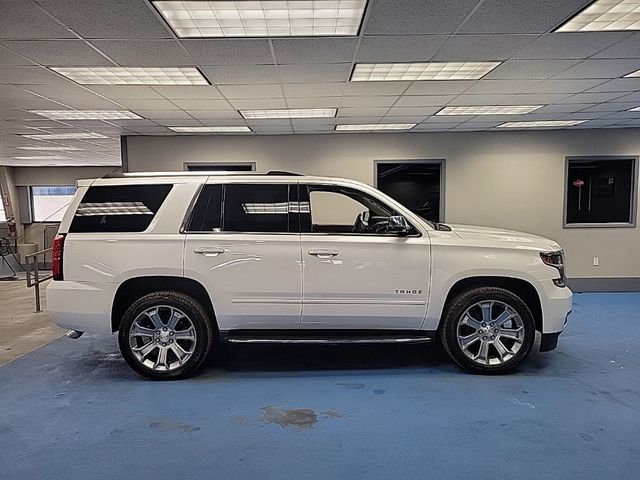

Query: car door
left=184, top=181, right=302, bottom=331
left=299, top=183, right=430, bottom=330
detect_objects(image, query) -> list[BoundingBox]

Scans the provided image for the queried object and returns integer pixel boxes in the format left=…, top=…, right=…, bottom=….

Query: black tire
left=118, top=291, right=214, bottom=380
left=440, top=287, right=535, bottom=374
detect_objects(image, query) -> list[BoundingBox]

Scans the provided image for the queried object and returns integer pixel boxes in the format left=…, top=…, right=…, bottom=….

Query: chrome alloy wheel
left=456, top=300, right=525, bottom=366
left=128, top=306, right=197, bottom=372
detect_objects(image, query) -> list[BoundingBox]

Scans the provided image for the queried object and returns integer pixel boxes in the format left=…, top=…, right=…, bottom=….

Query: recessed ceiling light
left=351, top=62, right=502, bottom=81
left=624, top=69, right=640, bottom=77
left=240, top=108, right=337, bottom=119
left=17, top=146, right=83, bottom=151
left=29, top=110, right=142, bottom=120
left=556, top=0, right=640, bottom=32
left=497, top=120, right=588, bottom=128
left=153, top=0, right=367, bottom=37
left=436, top=105, right=543, bottom=115
left=20, top=132, right=108, bottom=140
left=51, top=67, right=209, bottom=85
left=11, top=156, right=69, bottom=160
left=335, top=124, right=417, bottom=131
left=168, top=126, right=252, bottom=133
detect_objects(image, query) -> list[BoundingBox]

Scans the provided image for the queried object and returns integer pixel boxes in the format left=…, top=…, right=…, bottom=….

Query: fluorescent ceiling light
left=351, top=62, right=501, bottom=81
left=168, top=126, right=252, bottom=133
left=30, top=110, right=142, bottom=120
left=436, top=105, right=543, bottom=115
left=240, top=108, right=337, bottom=119
left=335, top=123, right=416, bottom=131
left=20, top=132, right=108, bottom=140
left=556, top=0, right=640, bottom=32
left=51, top=67, right=209, bottom=85
left=11, top=156, right=69, bottom=160
left=153, top=0, right=367, bottom=37
left=497, top=120, right=588, bottom=128
left=624, top=68, right=640, bottom=77
left=629, top=106, right=640, bottom=111
left=17, top=146, right=82, bottom=151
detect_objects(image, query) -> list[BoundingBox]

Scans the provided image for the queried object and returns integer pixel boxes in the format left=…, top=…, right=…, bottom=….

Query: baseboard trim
left=566, top=277, right=640, bottom=292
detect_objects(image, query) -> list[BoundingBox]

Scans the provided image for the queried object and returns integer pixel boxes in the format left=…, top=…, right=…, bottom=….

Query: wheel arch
left=111, top=276, right=217, bottom=333
left=442, top=276, right=543, bottom=333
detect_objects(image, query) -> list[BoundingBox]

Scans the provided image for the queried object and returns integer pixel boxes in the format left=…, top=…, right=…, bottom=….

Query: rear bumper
left=46, top=280, right=114, bottom=334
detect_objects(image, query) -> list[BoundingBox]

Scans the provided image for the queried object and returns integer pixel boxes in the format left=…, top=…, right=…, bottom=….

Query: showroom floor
left=0, top=288, right=639, bottom=480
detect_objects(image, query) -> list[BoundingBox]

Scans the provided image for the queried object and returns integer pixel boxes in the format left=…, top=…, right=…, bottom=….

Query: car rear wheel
left=118, top=291, right=213, bottom=380
left=441, top=287, right=535, bottom=374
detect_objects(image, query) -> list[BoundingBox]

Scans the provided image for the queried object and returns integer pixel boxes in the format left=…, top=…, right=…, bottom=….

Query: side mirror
left=387, top=215, right=410, bottom=235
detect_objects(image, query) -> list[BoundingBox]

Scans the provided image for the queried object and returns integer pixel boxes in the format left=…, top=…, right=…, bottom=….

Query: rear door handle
left=193, top=247, right=225, bottom=257
left=308, top=249, right=339, bottom=258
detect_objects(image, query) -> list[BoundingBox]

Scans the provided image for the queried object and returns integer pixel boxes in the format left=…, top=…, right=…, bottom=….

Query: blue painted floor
left=1, top=293, right=639, bottom=480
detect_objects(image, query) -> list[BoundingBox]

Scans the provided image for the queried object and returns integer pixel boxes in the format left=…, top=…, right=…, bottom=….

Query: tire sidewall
left=118, top=292, right=213, bottom=380
left=442, top=288, right=535, bottom=374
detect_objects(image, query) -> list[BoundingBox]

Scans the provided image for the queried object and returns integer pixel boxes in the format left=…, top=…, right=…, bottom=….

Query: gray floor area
left=0, top=288, right=639, bottom=480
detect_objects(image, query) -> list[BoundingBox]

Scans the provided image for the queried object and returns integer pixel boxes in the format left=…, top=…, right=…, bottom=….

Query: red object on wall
left=573, top=179, right=585, bottom=187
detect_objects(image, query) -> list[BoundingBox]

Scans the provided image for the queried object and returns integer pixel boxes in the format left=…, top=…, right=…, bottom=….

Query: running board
left=223, top=330, right=434, bottom=345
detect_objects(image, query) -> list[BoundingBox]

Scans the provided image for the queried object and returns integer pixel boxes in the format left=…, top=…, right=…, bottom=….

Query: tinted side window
left=185, top=185, right=223, bottom=232
left=223, top=184, right=290, bottom=233
left=69, top=184, right=172, bottom=233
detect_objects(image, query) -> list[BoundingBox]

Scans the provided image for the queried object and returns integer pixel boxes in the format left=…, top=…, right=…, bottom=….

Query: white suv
left=47, top=171, right=572, bottom=379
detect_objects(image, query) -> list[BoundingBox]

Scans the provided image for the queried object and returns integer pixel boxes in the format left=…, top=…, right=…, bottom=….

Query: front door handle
left=308, top=249, right=339, bottom=258
left=193, top=247, right=225, bottom=257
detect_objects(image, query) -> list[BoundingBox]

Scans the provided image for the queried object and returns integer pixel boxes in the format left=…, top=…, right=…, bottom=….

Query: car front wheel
left=118, top=291, right=214, bottom=380
left=441, top=287, right=535, bottom=374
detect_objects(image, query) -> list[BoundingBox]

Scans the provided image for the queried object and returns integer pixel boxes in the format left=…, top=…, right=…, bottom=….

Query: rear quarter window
left=69, top=184, right=173, bottom=233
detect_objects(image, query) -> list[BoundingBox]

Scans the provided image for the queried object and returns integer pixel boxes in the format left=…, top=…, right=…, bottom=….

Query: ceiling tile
left=278, top=64, right=351, bottom=83
left=37, top=0, right=171, bottom=39
left=108, top=98, right=177, bottom=110
left=448, top=94, right=519, bottom=106
left=181, top=39, right=272, bottom=66
left=200, top=65, right=280, bottom=85
left=272, top=39, right=357, bottom=64
left=152, top=86, right=223, bottom=100
left=187, top=111, right=243, bottom=120
left=355, top=36, right=447, bottom=62
left=286, top=97, right=342, bottom=108
left=337, top=107, right=390, bottom=117
left=0, top=45, right=35, bottom=65
left=505, top=93, right=572, bottom=104
left=524, top=79, right=608, bottom=94
left=396, top=95, right=455, bottom=107
left=403, top=81, right=475, bottom=95
left=134, top=110, right=192, bottom=120
left=90, top=40, right=194, bottom=66
left=341, top=96, right=398, bottom=107
left=463, top=79, right=540, bottom=95
left=344, top=82, right=409, bottom=96
left=0, top=40, right=111, bottom=66
left=364, top=0, right=479, bottom=35
left=218, top=84, right=283, bottom=99
left=169, top=99, right=230, bottom=111
left=458, top=0, right=592, bottom=34
left=593, top=33, right=640, bottom=59
left=386, top=106, right=439, bottom=117
left=86, top=85, right=165, bottom=99
left=556, top=92, right=629, bottom=104
left=0, top=0, right=75, bottom=39
left=585, top=78, right=640, bottom=93
left=283, top=83, right=344, bottom=97
left=484, top=60, right=581, bottom=79
left=0, top=66, right=74, bottom=85
left=555, top=59, right=640, bottom=79
left=515, top=32, right=632, bottom=59
left=435, top=35, right=535, bottom=61
left=228, top=98, right=287, bottom=109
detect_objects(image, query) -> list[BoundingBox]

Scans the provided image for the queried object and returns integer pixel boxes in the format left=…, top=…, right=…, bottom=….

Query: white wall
left=126, top=128, right=640, bottom=280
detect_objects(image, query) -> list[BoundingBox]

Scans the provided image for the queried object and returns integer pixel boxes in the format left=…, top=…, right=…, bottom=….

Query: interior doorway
left=375, top=160, right=444, bottom=223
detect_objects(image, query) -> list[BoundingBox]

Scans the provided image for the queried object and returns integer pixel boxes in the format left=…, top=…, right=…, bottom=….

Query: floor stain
left=260, top=406, right=318, bottom=429
left=150, top=420, right=200, bottom=433
left=508, top=398, right=536, bottom=409
left=320, top=410, right=343, bottom=418
left=373, top=389, right=386, bottom=395
left=336, top=382, right=365, bottom=389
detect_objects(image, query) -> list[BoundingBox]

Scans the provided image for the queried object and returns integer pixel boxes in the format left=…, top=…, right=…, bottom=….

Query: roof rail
left=266, top=170, right=303, bottom=176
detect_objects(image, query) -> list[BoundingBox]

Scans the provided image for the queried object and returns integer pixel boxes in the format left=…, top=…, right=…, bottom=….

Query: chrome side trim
left=225, top=336, right=433, bottom=344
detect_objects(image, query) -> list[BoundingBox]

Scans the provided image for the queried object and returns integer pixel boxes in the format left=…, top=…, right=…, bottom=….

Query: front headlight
left=540, top=250, right=566, bottom=287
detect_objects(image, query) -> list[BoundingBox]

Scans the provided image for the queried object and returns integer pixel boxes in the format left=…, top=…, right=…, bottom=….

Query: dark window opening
left=223, top=184, right=290, bottom=233
left=566, top=158, right=636, bottom=225
left=69, top=184, right=172, bottom=233
left=185, top=184, right=223, bottom=232
left=376, top=162, right=442, bottom=222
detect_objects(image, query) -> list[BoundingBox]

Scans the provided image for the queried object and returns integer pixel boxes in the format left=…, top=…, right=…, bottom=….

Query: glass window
left=185, top=185, right=223, bottom=232
left=304, top=185, right=407, bottom=235
left=223, top=184, right=290, bottom=233
left=566, top=158, right=636, bottom=226
left=32, top=186, right=77, bottom=222
left=69, top=184, right=172, bottom=233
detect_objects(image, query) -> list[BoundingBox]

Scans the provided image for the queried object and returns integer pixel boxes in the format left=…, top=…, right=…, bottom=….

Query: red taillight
left=52, top=234, right=65, bottom=281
